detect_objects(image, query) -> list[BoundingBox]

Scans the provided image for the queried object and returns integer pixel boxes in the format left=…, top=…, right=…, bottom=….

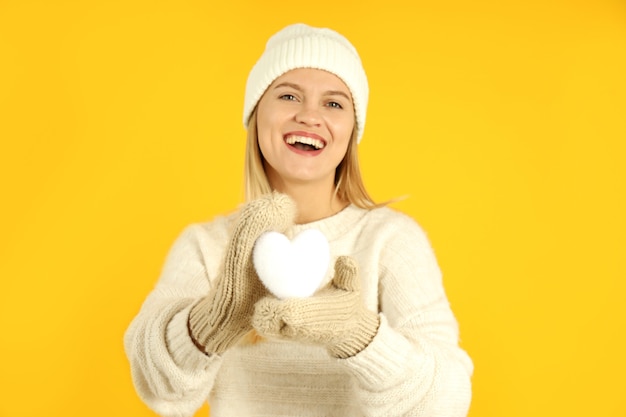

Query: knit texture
left=124, top=204, right=473, bottom=417
left=188, top=192, right=296, bottom=354
left=253, top=256, right=380, bottom=359
left=243, top=23, right=369, bottom=143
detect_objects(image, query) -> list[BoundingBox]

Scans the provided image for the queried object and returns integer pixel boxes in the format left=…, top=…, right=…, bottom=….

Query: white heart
left=253, top=229, right=330, bottom=299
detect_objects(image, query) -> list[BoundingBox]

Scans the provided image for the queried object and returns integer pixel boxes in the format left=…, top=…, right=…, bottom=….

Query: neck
left=270, top=180, right=348, bottom=224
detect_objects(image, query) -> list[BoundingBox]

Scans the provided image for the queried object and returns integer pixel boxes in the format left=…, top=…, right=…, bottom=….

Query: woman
left=124, top=23, right=473, bottom=417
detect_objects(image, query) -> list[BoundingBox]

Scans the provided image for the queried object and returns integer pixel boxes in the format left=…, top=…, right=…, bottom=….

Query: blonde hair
left=244, top=110, right=378, bottom=209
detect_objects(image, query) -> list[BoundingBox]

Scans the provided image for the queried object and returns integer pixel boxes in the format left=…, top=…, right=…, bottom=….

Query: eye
left=327, top=101, right=343, bottom=109
left=279, top=94, right=297, bottom=101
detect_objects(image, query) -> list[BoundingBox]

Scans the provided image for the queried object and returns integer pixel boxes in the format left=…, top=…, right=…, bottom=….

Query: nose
left=294, top=105, right=322, bottom=127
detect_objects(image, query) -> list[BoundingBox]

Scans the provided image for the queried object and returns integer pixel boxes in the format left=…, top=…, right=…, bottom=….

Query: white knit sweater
left=124, top=205, right=473, bottom=417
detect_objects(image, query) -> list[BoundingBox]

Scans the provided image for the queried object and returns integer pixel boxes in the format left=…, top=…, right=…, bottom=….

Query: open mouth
left=285, top=135, right=326, bottom=151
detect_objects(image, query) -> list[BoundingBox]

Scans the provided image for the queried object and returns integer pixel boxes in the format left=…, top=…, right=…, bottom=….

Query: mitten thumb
left=331, top=256, right=360, bottom=293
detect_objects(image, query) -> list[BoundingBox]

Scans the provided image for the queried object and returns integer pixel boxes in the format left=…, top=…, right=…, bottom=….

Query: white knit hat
left=243, top=23, right=369, bottom=143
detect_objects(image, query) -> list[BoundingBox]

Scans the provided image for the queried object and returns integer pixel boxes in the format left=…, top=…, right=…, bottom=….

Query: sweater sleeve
left=123, top=223, right=228, bottom=417
left=337, top=213, right=473, bottom=417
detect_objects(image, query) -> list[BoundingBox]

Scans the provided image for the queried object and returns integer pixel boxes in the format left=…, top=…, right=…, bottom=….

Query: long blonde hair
left=244, top=110, right=378, bottom=208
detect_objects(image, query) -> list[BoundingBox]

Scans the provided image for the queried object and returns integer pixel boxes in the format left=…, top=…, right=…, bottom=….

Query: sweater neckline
left=290, top=204, right=368, bottom=241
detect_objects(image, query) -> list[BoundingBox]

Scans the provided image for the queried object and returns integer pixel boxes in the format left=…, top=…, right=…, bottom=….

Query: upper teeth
left=285, top=135, right=325, bottom=150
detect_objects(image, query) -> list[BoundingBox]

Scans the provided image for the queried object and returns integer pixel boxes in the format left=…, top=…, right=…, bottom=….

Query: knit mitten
left=252, top=256, right=380, bottom=359
left=188, top=192, right=296, bottom=355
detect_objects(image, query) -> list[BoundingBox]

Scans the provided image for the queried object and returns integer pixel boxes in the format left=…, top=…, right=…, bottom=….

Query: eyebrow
left=273, top=82, right=352, bottom=101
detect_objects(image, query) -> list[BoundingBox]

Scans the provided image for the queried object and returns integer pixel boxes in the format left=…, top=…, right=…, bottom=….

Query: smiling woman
left=124, top=23, right=473, bottom=417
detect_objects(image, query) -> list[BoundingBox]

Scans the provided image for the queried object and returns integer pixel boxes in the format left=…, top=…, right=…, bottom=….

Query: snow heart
left=252, top=229, right=330, bottom=299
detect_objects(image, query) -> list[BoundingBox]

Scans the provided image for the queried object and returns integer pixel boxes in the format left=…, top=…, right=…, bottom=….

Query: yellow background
left=1, top=0, right=625, bottom=416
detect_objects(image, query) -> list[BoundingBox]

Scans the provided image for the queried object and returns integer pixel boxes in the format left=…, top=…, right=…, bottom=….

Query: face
left=256, top=68, right=355, bottom=191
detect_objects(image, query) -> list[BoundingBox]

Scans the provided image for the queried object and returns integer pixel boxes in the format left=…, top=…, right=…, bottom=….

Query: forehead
left=272, top=68, right=352, bottom=96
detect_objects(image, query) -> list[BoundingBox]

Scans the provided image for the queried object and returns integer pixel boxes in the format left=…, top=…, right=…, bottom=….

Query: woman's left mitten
left=252, top=256, right=380, bottom=359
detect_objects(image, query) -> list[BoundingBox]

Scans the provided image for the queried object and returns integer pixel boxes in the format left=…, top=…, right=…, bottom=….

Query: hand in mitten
left=252, top=256, right=380, bottom=359
left=188, top=192, right=296, bottom=354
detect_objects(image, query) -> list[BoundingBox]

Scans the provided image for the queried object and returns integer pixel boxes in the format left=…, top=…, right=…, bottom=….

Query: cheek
left=256, top=108, right=269, bottom=137
left=256, top=131, right=273, bottom=165
left=255, top=116, right=280, bottom=165
left=330, top=116, right=355, bottom=145
left=256, top=97, right=275, bottom=134
left=255, top=114, right=273, bottom=151
left=256, top=106, right=284, bottom=142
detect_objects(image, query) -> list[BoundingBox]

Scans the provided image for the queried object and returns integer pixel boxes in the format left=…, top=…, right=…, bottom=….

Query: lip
left=283, top=131, right=327, bottom=156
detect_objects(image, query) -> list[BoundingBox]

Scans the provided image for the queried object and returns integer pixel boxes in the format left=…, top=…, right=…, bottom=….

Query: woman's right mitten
left=188, top=192, right=296, bottom=354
